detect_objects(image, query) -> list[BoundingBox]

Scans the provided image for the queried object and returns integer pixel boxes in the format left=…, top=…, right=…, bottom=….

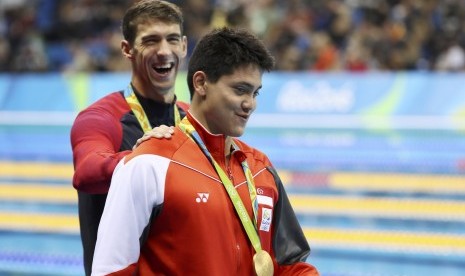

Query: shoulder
left=79, top=91, right=127, bottom=114
left=234, top=139, right=271, bottom=167
left=73, top=91, right=128, bottom=123
left=125, top=127, right=189, bottom=163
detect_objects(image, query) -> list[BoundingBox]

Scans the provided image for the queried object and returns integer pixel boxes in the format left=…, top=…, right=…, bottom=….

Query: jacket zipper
left=227, top=165, right=234, bottom=182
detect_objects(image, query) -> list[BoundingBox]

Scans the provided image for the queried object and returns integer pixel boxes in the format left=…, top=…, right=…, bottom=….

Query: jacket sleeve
left=92, top=154, right=168, bottom=275
left=267, top=167, right=320, bottom=276
left=71, top=107, right=131, bottom=194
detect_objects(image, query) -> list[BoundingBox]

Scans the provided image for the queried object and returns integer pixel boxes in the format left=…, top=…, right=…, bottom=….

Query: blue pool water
left=1, top=125, right=465, bottom=275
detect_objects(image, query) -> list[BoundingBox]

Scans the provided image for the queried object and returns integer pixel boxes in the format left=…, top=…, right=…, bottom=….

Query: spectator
left=3, top=0, right=465, bottom=72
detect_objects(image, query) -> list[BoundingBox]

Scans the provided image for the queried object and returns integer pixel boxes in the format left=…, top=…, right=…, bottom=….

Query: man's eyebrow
left=141, top=34, right=160, bottom=41
left=235, top=82, right=262, bottom=92
left=141, top=33, right=181, bottom=41
left=232, top=81, right=261, bottom=89
left=167, top=33, right=182, bottom=38
left=236, top=81, right=252, bottom=86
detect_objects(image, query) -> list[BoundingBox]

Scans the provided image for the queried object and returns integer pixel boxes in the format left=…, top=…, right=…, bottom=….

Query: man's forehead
left=136, top=19, right=182, bottom=34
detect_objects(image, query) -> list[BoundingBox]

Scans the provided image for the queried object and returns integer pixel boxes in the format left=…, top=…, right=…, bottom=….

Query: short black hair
left=187, top=27, right=275, bottom=99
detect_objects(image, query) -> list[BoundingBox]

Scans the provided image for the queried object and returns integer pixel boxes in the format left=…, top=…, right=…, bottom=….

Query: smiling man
left=69, top=1, right=188, bottom=275
left=92, top=27, right=319, bottom=276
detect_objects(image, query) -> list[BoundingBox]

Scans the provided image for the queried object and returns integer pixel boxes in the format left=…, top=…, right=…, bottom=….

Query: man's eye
left=167, top=36, right=181, bottom=44
left=144, top=39, right=157, bottom=45
left=253, top=91, right=260, bottom=97
left=235, top=87, right=247, bottom=94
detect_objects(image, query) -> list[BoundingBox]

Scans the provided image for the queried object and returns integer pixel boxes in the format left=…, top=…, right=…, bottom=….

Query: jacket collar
left=186, top=111, right=246, bottom=164
left=186, top=111, right=227, bottom=162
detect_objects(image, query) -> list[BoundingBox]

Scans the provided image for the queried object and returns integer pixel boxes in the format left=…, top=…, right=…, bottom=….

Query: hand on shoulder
left=133, top=125, right=175, bottom=149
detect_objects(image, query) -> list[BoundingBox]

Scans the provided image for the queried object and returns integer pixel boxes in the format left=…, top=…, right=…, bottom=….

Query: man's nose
left=157, top=39, right=171, bottom=56
left=242, top=95, right=255, bottom=111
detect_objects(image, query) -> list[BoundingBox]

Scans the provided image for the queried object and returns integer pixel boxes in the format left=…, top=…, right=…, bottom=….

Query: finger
left=133, top=135, right=150, bottom=149
left=161, top=125, right=174, bottom=136
left=151, top=132, right=164, bottom=138
left=157, top=124, right=171, bottom=131
left=133, top=139, right=140, bottom=150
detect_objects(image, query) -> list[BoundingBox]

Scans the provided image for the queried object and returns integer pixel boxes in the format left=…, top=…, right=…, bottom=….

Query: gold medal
left=253, top=250, right=274, bottom=276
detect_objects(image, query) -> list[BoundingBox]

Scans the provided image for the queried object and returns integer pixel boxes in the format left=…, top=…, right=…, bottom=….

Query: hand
left=133, top=125, right=175, bottom=149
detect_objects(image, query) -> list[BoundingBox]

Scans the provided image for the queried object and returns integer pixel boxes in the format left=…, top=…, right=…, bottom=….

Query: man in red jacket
left=92, top=27, right=319, bottom=276
left=70, top=1, right=188, bottom=275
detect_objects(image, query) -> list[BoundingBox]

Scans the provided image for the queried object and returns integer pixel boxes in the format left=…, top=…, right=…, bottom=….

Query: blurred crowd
left=1, top=0, right=465, bottom=72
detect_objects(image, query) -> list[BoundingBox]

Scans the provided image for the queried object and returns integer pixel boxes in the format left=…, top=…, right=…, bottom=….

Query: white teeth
left=155, top=63, right=173, bottom=69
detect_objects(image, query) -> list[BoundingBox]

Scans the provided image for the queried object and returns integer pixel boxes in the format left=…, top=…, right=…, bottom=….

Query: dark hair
left=187, top=27, right=275, bottom=99
left=122, top=0, right=184, bottom=45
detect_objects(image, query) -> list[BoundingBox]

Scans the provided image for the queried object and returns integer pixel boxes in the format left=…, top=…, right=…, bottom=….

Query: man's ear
left=193, top=71, right=208, bottom=96
left=121, top=40, right=134, bottom=60
left=181, top=36, right=188, bottom=58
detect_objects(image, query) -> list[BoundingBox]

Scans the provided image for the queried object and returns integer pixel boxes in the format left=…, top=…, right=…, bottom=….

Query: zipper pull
left=227, top=164, right=234, bottom=182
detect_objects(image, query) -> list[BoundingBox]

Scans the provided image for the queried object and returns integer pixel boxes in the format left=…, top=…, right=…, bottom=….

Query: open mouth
left=153, top=63, right=174, bottom=75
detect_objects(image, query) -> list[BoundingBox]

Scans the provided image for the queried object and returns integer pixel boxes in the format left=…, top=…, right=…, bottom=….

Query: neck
left=224, top=137, right=233, bottom=157
left=187, top=110, right=232, bottom=157
left=131, top=82, right=174, bottom=103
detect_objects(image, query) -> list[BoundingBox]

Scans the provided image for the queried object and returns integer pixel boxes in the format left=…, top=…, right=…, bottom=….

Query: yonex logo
left=196, top=193, right=209, bottom=203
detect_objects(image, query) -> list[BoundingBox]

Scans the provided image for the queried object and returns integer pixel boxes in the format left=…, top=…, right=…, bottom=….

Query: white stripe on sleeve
left=92, top=154, right=169, bottom=275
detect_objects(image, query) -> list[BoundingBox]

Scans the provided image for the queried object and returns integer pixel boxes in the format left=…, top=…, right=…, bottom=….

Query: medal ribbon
left=178, top=117, right=262, bottom=252
left=124, top=85, right=181, bottom=133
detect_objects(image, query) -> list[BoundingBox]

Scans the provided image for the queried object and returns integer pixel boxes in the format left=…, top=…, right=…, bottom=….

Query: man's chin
left=151, top=80, right=175, bottom=94
left=231, top=129, right=246, bottom=137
